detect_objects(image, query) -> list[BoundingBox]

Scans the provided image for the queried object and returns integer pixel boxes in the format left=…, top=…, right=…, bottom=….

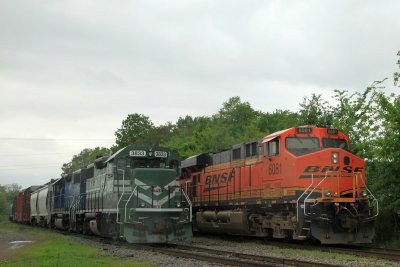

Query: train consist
left=10, top=146, right=193, bottom=243
left=180, top=126, right=378, bottom=244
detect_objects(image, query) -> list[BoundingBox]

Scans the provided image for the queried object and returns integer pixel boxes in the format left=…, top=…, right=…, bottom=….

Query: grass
left=0, top=222, right=157, bottom=267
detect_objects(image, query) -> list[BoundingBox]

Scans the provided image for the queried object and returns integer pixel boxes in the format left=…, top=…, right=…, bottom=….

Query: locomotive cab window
left=245, top=141, right=258, bottom=158
left=232, top=147, right=241, bottom=160
left=267, top=138, right=280, bottom=157
left=252, top=142, right=257, bottom=156
left=73, top=173, right=80, bottom=184
left=131, top=158, right=166, bottom=168
left=322, top=138, right=348, bottom=150
left=245, top=144, right=251, bottom=157
left=117, top=158, right=126, bottom=170
left=286, top=137, right=320, bottom=156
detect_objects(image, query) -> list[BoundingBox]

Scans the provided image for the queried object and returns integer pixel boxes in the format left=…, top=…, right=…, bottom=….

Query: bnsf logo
left=205, top=172, right=233, bottom=185
left=304, top=166, right=363, bottom=173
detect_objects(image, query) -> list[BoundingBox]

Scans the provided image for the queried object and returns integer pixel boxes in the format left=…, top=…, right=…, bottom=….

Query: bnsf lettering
left=304, top=166, right=320, bottom=172
left=343, top=166, right=353, bottom=173
left=354, top=167, right=363, bottom=172
left=303, top=165, right=364, bottom=173
left=205, top=172, right=232, bottom=185
left=321, top=166, right=340, bottom=172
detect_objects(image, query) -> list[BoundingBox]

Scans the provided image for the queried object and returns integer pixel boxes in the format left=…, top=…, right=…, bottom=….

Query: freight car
left=180, top=126, right=378, bottom=244
left=30, top=182, right=52, bottom=227
left=12, top=186, right=40, bottom=224
left=11, top=145, right=192, bottom=244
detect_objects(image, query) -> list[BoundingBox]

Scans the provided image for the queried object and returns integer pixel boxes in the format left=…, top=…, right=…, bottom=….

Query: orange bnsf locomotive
left=180, top=126, right=378, bottom=244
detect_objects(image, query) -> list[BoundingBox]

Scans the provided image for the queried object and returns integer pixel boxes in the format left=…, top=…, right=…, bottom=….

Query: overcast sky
left=0, top=0, right=399, bottom=189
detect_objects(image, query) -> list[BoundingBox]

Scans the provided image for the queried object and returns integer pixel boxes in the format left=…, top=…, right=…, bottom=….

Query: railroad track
left=257, top=241, right=400, bottom=262
left=327, top=246, right=400, bottom=262
left=138, top=244, right=344, bottom=267
left=194, top=234, right=400, bottom=263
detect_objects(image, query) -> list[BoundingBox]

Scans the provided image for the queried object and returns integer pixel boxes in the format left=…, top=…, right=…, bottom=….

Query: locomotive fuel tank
left=196, top=210, right=250, bottom=235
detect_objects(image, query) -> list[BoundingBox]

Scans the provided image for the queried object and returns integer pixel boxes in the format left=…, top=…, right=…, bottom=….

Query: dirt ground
left=0, top=229, right=37, bottom=260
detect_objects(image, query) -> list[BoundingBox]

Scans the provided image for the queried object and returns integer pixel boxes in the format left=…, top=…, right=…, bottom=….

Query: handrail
left=115, top=169, right=126, bottom=224
left=123, top=186, right=138, bottom=223
left=303, top=171, right=339, bottom=216
left=355, top=172, right=379, bottom=218
left=118, top=169, right=125, bottom=194
left=181, top=186, right=193, bottom=222
left=296, top=174, right=314, bottom=222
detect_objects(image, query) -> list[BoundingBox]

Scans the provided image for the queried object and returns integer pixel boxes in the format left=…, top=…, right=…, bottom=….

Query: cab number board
left=129, top=150, right=146, bottom=157
left=268, top=163, right=282, bottom=175
left=154, top=151, right=168, bottom=158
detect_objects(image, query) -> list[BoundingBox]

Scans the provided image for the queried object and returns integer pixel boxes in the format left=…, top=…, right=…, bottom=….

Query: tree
left=139, top=122, right=175, bottom=146
left=330, top=87, right=382, bottom=158
left=0, top=183, right=22, bottom=221
left=298, top=93, right=333, bottom=127
left=370, top=53, right=400, bottom=243
left=4, top=183, right=21, bottom=203
left=258, top=109, right=300, bottom=134
left=215, top=96, right=261, bottom=139
left=165, top=97, right=264, bottom=158
left=62, top=147, right=110, bottom=175
left=394, top=50, right=400, bottom=87
left=114, top=113, right=154, bottom=150
left=163, top=116, right=199, bottom=158
left=0, top=185, right=7, bottom=221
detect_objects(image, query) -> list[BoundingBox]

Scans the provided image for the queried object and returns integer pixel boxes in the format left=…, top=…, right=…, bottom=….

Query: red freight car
left=180, top=126, right=378, bottom=244
left=14, top=186, right=40, bottom=224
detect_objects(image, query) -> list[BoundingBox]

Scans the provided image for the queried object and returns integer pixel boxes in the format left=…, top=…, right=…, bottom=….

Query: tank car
left=30, top=184, right=50, bottom=226
left=180, top=126, right=378, bottom=244
left=49, top=145, right=192, bottom=243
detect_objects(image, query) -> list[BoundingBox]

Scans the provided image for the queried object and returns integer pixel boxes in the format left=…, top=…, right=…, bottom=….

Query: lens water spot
left=9, top=240, right=33, bottom=249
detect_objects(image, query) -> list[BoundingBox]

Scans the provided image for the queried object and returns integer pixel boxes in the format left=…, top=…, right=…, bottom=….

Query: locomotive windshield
left=131, top=158, right=166, bottom=168
left=286, top=137, right=320, bottom=156
left=322, top=138, right=348, bottom=150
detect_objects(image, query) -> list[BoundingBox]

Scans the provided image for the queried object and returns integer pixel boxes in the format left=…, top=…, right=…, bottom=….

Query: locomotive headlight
left=331, top=152, right=339, bottom=164
left=140, top=202, right=146, bottom=208
left=361, top=190, right=368, bottom=198
left=176, top=202, right=182, bottom=208
left=325, top=190, right=332, bottom=197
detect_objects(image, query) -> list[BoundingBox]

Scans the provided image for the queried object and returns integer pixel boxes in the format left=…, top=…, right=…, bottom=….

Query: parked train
left=180, top=126, right=378, bottom=244
left=10, top=145, right=193, bottom=243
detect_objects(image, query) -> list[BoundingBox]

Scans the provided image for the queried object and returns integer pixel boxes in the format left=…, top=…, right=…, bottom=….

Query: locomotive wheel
left=109, top=222, right=119, bottom=241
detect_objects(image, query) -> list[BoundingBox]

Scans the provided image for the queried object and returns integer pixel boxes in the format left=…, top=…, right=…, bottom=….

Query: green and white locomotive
left=64, top=145, right=192, bottom=243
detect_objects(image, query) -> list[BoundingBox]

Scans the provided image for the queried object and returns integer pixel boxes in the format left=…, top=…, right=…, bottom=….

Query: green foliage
left=62, top=147, right=110, bottom=175
left=298, top=93, right=334, bottom=127
left=0, top=183, right=21, bottom=222
left=114, top=113, right=154, bottom=149
left=0, top=186, right=7, bottom=221
left=257, top=110, right=300, bottom=134
left=298, top=86, right=382, bottom=158
left=139, top=122, right=175, bottom=146
left=371, top=92, right=400, bottom=242
left=332, top=86, right=382, bottom=158
left=165, top=97, right=271, bottom=158
left=394, top=51, right=400, bottom=87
